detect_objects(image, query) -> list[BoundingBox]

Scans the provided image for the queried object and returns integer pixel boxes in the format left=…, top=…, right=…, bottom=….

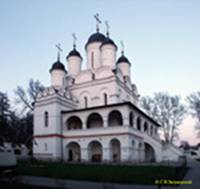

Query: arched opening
left=44, top=111, right=48, bottom=127
left=144, top=142, right=156, bottom=162
left=88, top=141, right=102, bottom=162
left=137, top=117, right=141, bottom=131
left=84, top=96, right=88, bottom=108
left=132, top=140, right=135, bottom=149
left=129, top=112, right=134, bottom=127
left=87, top=113, right=103, bottom=129
left=144, top=122, right=148, bottom=133
left=14, top=149, right=21, bottom=155
left=110, top=139, right=121, bottom=162
left=66, top=116, right=82, bottom=130
left=103, top=93, right=108, bottom=105
left=67, top=142, right=81, bottom=162
left=108, top=110, right=123, bottom=126
left=150, top=125, right=154, bottom=135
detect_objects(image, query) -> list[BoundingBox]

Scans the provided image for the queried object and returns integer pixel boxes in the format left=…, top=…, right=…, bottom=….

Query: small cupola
left=116, top=41, right=131, bottom=78
left=85, top=14, right=106, bottom=69
left=100, top=21, right=117, bottom=67
left=50, top=58, right=66, bottom=73
left=85, top=32, right=106, bottom=48
left=116, top=54, right=130, bottom=65
left=50, top=44, right=66, bottom=88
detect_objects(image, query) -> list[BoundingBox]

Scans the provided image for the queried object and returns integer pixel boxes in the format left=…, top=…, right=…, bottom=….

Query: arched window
left=44, top=143, right=48, bottom=152
left=14, top=149, right=21, bottom=155
left=87, top=113, right=103, bottom=128
left=150, top=125, right=154, bottom=135
left=144, top=122, right=148, bottom=132
left=44, top=111, right=48, bottom=127
left=108, top=110, right=123, bottom=126
left=110, top=138, right=121, bottom=162
left=155, top=128, right=158, bottom=135
left=132, top=140, right=135, bottom=148
left=137, top=117, right=141, bottom=131
left=84, top=96, right=88, bottom=108
left=66, top=116, right=82, bottom=130
left=104, top=93, right=108, bottom=105
left=129, top=112, right=134, bottom=127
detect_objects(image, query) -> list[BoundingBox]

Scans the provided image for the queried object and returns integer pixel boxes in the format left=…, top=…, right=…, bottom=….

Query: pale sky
left=0, top=0, right=199, bottom=145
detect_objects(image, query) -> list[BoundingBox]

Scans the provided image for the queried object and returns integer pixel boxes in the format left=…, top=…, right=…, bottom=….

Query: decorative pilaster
left=81, top=147, right=88, bottom=162
left=103, top=118, right=108, bottom=128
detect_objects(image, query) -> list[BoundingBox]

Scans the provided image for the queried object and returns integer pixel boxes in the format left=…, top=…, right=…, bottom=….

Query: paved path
left=179, top=160, right=200, bottom=189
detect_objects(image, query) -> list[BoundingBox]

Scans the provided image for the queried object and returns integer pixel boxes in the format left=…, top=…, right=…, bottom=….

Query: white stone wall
left=51, top=70, right=66, bottom=87
left=67, top=56, right=82, bottom=77
left=86, top=42, right=102, bottom=69
left=117, top=62, right=130, bottom=78
left=162, top=145, right=184, bottom=161
left=33, top=91, right=77, bottom=160
left=101, top=44, right=116, bottom=68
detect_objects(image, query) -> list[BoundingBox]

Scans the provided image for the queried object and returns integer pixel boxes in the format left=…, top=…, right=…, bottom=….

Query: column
left=102, top=142, right=110, bottom=162
left=133, top=115, right=137, bottom=129
left=103, top=117, right=108, bottom=128
left=123, top=116, right=129, bottom=127
left=141, top=119, right=144, bottom=132
left=82, top=117, right=87, bottom=129
left=81, top=147, right=88, bottom=162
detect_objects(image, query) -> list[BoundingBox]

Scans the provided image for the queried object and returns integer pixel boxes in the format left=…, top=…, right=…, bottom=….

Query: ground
left=0, top=182, right=49, bottom=189
left=16, top=160, right=188, bottom=185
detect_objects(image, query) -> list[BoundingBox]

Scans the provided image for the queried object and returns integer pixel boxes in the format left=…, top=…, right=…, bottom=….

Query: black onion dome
left=85, top=32, right=106, bottom=48
left=100, top=37, right=117, bottom=49
left=50, top=60, right=66, bottom=73
left=66, top=49, right=82, bottom=60
left=116, top=55, right=131, bottom=65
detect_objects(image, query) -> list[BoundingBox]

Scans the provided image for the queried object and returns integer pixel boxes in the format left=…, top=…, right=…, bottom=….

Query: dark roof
left=49, top=60, right=66, bottom=73
left=85, top=32, right=106, bottom=48
left=66, top=49, right=82, bottom=60
left=100, top=37, right=117, bottom=49
left=61, top=101, right=160, bottom=127
left=116, top=54, right=131, bottom=65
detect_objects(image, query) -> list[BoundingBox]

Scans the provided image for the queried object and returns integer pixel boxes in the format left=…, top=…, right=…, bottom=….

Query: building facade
left=33, top=19, right=182, bottom=163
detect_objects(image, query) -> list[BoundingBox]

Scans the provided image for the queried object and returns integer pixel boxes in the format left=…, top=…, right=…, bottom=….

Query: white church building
left=33, top=16, right=183, bottom=163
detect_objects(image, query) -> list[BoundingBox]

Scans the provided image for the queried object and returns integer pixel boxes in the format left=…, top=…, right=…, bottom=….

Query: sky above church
left=0, top=0, right=199, bottom=145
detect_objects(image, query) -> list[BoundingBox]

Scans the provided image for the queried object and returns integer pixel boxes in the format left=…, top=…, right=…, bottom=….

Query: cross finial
left=55, top=43, right=63, bottom=61
left=105, top=20, right=110, bottom=37
left=72, top=33, right=77, bottom=49
left=94, top=13, right=101, bottom=32
left=120, top=40, right=124, bottom=55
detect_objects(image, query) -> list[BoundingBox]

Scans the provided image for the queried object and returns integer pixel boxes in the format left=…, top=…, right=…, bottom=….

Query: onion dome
left=85, top=32, right=106, bottom=48
left=100, top=37, right=117, bottom=49
left=116, top=54, right=131, bottom=65
left=50, top=58, right=66, bottom=73
left=66, top=48, right=82, bottom=60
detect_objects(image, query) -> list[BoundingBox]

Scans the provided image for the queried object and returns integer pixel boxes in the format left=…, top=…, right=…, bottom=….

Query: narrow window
left=129, top=112, right=133, bottom=127
left=44, top=143, right=47, bottom=152
left=104, top=93, right=108, bottom=105
left=44, top=111, right=48, bottom=127
left=84, top=97, right=88, bottom=108
left=91, top=52, right=94, bottom=68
